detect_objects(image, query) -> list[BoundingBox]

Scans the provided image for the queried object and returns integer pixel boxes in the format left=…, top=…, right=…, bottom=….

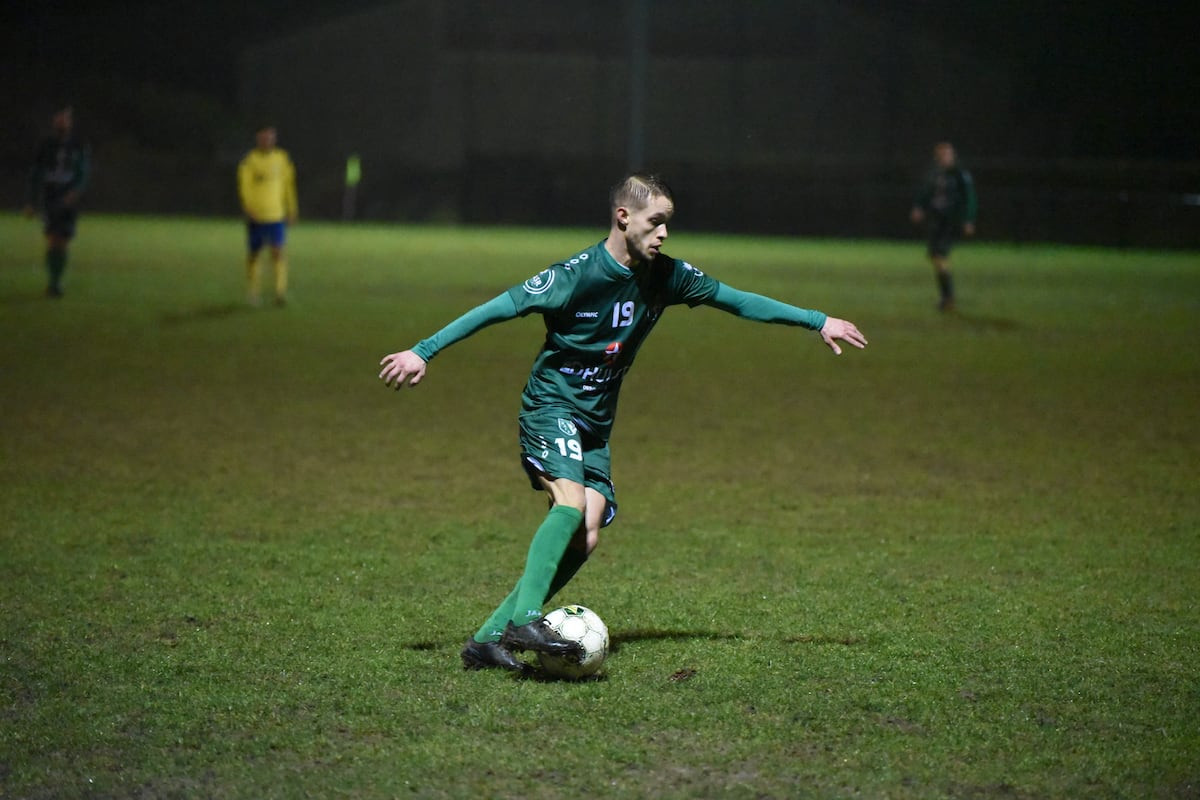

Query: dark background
left=3, top=0, right=1198, bottom=245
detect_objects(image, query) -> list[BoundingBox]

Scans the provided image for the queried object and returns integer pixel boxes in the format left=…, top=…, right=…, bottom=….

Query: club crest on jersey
left=558, top=418, right=578, bottom=436
left=523, top=268, right=555, bottom=295
left=603, top=341, right=622, bottom=364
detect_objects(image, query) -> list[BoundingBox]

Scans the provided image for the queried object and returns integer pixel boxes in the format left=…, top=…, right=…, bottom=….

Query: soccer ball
left=538, top=604, right=609, bottom=679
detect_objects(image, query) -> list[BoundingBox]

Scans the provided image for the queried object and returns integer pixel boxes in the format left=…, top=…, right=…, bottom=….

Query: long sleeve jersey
left=28, top=135, right=90, bottom=208
left=913, top=165, right=977, bottom=225
left=412, top=239, right=826, bottom=440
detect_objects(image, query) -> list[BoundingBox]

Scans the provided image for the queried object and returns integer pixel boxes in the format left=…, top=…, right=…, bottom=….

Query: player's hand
left=819, top=317, right=867, bottom=356
left=909, top=207, right=924, bottom=224
left=963, top=222, right=976, bottom=237
left=379, top=350, right=427, bottom=389
left=21, top=204, right=35, bottom=219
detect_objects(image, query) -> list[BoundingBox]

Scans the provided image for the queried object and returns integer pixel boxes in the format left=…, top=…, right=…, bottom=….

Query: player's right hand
left=379, top=350, right=427, bottom=389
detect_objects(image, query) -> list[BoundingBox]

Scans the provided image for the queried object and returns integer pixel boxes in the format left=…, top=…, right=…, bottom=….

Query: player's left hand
left=963, top=222, right=976, bottom=237
left=819, top=317, right=868, bottom=355
left=379, top=350, right=428, bottom=389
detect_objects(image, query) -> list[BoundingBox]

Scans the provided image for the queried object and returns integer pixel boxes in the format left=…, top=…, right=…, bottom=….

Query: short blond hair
left=610, top=173, right=673, bottom=212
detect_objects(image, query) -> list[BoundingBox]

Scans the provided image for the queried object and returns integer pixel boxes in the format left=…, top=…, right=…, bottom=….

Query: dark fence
left=6, top=149, right=1198, bottom=249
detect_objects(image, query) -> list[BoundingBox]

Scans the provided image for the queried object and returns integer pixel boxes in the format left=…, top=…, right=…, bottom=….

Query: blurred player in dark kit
left=24, top=107, right=91, bottom=298
left=910, top=142, right=977, bottom=311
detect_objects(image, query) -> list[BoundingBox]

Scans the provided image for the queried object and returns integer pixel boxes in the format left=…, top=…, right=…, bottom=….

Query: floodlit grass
left=1, top=214, right=1197, bottom=798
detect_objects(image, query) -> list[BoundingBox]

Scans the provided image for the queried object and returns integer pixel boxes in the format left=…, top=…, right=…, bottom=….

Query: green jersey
left=507, top=239, right=719, bottom=439
left=411, top=239, right=827, bottom=443
left=913, top=165, right=977, bottom=225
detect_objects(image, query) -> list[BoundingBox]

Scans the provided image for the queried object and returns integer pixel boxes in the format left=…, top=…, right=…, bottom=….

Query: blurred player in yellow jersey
left=237, top=125, right=297, bottom=306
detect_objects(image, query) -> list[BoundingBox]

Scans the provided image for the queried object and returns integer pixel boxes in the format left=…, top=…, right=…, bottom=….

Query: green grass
left=1, top=214, right=1198, bottom=799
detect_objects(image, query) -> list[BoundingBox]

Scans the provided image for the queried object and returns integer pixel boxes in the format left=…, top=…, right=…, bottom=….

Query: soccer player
left=23, top=106, right=90, bottom=298
left=379, top=174, right=868, bottom=672
left=237, top=125, right=298, bottom=306
left=909, top=142, right=977, bottom=312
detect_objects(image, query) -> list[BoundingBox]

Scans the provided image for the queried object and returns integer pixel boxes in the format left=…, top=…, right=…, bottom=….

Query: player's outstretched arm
left=379, top=350, right=427, bottom=389
left=819, top=317, right=867, bottom=355
left=378, top=292, right=521, bottom=392
left=704, top=284, right=866, bottom=355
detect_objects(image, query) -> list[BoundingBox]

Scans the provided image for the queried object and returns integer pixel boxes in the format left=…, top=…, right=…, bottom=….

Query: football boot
left=460, top=638, right=527, bottom=673
left=500, top=619, right=584, bottom=662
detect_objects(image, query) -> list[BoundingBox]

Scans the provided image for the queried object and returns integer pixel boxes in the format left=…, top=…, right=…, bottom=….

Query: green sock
left=473, top=583, right=519, bottom=643
left=545, top=545, right=589, bottom=605
left=512, top=506, right=583, bottom=626
left=937, top=271, right=954, bottom=302
left=470, top=506, right=585, bottom=643
left=46, top=249, right=67, bottom=290
left=471, top=543, right=590, bottom=644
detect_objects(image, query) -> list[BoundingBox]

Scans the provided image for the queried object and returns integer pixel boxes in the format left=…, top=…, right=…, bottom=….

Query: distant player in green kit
left=379, top=174, right=868, bottom=672
left=24, top=106, right=90, bottom=298
left=910, top=142, right=977, bottom=311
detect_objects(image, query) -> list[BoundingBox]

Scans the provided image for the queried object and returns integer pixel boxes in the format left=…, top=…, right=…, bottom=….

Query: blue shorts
left=247, top=221, right=287, bottom=252
left=519, top=410, right=618, bottom=528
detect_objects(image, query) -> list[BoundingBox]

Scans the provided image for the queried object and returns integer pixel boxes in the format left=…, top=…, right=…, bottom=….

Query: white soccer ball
left=538, top=604, right=609, bottom=679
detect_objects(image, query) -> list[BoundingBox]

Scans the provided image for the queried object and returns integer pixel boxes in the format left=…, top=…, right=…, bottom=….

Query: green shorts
left=518, top=410, right=617, bottom=527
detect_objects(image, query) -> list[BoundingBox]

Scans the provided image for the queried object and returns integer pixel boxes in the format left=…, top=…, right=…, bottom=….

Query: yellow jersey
left=237, top=148, right=297, bottom=223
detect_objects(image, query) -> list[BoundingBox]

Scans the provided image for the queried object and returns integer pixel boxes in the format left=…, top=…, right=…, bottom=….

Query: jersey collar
left=597, top=238, right=636, bottom=280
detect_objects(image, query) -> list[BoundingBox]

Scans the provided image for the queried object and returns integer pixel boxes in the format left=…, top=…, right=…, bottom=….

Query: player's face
left=52, top=109, right=72, bottom=138
left=256, top=127, right=277, bottom=151
left=934, top=143, right=956, bottom=168
left=620, top=194, right=674, bottom=264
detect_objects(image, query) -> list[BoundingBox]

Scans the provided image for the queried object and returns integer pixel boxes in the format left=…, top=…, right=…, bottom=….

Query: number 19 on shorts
left=554, top=438, right=583, bottom=461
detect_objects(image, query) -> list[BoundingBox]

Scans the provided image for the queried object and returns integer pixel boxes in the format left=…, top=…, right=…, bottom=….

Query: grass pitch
left=1, top=214, right=1198, bottom=798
